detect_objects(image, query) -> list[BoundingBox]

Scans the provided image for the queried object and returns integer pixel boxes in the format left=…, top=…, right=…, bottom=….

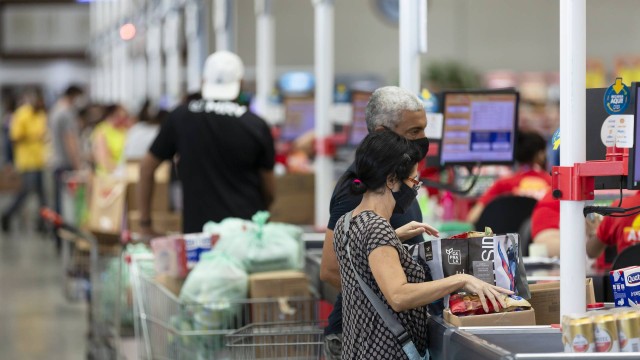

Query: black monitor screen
left=282, top=97, right=315, bottom=142
left=634, top=84, right=640, bottom=184
left=348, top=91, right=372, bottom=146
left=440, top=90, right=518, bottom=166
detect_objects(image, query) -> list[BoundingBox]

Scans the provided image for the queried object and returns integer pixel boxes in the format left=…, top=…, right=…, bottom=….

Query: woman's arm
left=369, top=246, right=512, bottom=313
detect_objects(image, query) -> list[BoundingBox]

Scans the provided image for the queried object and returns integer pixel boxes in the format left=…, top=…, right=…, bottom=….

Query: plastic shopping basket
left=129, top=255, right=322, bottom=360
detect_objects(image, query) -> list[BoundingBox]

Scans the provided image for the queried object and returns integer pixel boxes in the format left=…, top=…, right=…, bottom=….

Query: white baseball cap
left=201, top=51, right=245, bottom=101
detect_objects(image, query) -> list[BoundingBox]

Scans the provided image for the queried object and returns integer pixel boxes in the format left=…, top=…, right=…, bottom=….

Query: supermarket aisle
left=0, top=225, right=88, bottom=359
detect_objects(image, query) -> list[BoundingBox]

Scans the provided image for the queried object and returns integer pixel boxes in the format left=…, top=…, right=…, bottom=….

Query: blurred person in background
left=91, top=104, right=130, bottom=176
left=2, top=96, right=17, bottom=166
left=123, top=100, right=163, bottom=161
left=1, top=89, right=48, bottom=233
left=49, top=85, right=85, bottom=249
left=466, top=130, right=551, bottom=224
left=138, top=51, right=275, bottom=234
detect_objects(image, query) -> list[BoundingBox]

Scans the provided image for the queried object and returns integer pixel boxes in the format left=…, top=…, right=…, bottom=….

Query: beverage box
left=151, top=233, right=219, bottom=278
left=610, top=266, right=640, bottom=307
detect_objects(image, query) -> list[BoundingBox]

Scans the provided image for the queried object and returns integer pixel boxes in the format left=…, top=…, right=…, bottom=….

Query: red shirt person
left=530, top=190, right=560, bottom=257
left=588, top=192, right=640, bottom=269
left=467, top=131, right=551, bottom=224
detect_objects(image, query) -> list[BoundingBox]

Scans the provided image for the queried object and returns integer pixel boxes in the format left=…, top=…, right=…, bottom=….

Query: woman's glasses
left=407, top=175, right=422, bottom=191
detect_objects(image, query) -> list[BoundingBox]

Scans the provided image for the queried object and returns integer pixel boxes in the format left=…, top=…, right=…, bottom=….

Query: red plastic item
left=40, top=207, right=63, bottom=227
left=587, top=302, right=605, bottom=311
left=551, top=146, right=629, bottom=201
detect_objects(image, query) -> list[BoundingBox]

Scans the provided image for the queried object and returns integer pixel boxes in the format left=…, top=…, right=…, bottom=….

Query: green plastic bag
left=211, top=211, right=304, bottom=273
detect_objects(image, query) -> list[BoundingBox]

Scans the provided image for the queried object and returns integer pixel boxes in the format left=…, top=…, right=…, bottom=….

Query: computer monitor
left=281, top=97, right=315, bottom=142
left=439, top=89, right=519, bottom=166
left=348, top=91, right=372, bottom=147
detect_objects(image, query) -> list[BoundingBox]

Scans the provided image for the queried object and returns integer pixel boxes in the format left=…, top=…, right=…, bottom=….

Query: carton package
left=150, top=233, right=218, bottom=278
left=527, top=278, right=596, bottom=325
left=154, top=274, right=185, bottom=296
left=125, top=161, right=171, bottom=212
left=269, top=174, right=314, bottom=225
left=610, top=266, right=640, bottom=307
left=248, top=271, right=311, bottom=323
left=444, top=308, right=536, bottom=327
left=128, top=210, right=182, bottom=234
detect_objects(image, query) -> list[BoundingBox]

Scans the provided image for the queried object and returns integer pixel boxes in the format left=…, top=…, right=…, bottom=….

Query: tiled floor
left=0, top=226, right=88, bottom=360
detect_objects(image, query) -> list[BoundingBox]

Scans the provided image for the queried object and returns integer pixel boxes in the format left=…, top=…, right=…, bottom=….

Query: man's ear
left=374, top=125, right=387, bottom=133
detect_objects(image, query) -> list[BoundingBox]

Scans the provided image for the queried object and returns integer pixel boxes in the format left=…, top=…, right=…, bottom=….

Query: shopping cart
left=41, top=208, right=126, bottom=360
left=225, top=321, right=327, bottom=359
left=129, top=254, right=323, bottom=360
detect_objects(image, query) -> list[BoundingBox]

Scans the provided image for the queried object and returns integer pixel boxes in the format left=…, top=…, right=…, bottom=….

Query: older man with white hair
left=320, top=86, right=438, bottom=359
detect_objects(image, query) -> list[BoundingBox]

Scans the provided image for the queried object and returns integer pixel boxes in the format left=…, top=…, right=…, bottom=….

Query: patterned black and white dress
left=333, top=210, right=429, bottom=360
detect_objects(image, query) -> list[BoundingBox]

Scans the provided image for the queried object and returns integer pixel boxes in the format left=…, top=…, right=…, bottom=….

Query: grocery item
left=179, top=251, right=248, bottom=326
left=449, top=293, right=531, bottom=316
left=593, top=313, right=620, bottom=352
left=564, top=316, right=596, bottom=353
left=617, top=310, right=640, bottom=352
left=212, top=211, right=304, bottom=273
left=610, top=266, right=640, bottom=307
left=421, top=233, right=526, bottom=296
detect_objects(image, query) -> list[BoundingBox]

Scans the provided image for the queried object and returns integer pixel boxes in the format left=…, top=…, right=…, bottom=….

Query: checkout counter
left=304, top=244, right=633, bottom=360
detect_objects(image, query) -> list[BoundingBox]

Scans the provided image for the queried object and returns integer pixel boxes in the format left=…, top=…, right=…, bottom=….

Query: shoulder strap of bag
left=343, top=211, right=413, bottom=348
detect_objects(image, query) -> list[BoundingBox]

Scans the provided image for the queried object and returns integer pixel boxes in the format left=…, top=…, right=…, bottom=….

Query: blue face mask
left=392, top=182, right=418, bottom=214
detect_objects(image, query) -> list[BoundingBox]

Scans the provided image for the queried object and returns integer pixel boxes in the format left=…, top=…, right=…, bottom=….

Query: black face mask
left=411, top=137, right=430, bottom=160
left=392, top=182, right=418, bottom=214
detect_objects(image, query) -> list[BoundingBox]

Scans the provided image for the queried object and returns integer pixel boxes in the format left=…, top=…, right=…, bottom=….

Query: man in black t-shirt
left=138, top=51, right=275, bottom=234
left=321, top=86, right=438, bottom=359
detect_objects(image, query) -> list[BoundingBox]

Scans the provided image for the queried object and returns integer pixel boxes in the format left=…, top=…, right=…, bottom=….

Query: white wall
left=234, top=0, right=640, bottom=83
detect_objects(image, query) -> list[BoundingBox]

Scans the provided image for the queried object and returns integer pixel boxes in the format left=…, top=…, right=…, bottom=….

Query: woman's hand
left=457, top=274, right=514, bottom=313
left=395, top=221, right=439, bottom=242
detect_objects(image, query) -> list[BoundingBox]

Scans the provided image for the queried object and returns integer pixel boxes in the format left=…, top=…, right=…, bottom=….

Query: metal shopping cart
left=41, top=208, right=126, bottom=360
left=225, top=321, right=327, bottom=359
left=129, top=254, right=324, bottom=360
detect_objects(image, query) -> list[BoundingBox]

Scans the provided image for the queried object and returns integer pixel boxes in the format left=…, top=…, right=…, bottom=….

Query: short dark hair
left=64, top=85, right=84, bottom=97
left=346, top=130, right=421, bottom=195
left=515, top=131, right=547, bottom=164
left=102, top=104, right=122, bottom=119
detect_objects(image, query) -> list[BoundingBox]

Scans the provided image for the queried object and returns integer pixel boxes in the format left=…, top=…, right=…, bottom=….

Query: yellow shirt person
left=10, top=104, right=47, bottom=172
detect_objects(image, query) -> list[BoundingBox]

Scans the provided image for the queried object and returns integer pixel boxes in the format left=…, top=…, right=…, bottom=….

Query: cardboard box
left=444, top=308, right=536, bottom=327
left=126, top=162, right=171, bottom=212
left=154, top=274, right=185, bottom=297
left=88, top=176, right=127, bottom=236
left=269, top=174, right=314, bottom=225
left=528, top=278, right=596, bottom=325
left=127, top=182, right=170, bottom=213
left=249, top=270, right=310, bottom=298
left=248, top=271, right=311, bottom=323
left=128, top=210, right=182, bottom=235
left=610, top=266, right=640, bottom=307
left=0, top=166, right=21, bottom=192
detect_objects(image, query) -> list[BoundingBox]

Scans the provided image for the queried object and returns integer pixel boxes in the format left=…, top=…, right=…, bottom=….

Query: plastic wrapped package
left=212, top=211, right=304, bottom=273
left=179, top=251, right=248, bottom=320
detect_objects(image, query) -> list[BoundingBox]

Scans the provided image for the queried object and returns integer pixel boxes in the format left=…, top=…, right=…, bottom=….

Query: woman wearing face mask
left=91, top=104, right=130, bottom=176
left=333, top=131, right=513, bottom=360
